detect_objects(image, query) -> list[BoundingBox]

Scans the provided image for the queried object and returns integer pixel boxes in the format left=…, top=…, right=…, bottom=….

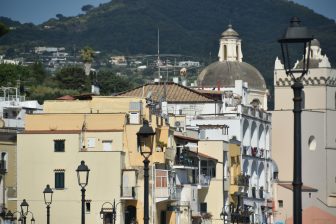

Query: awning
left=278, top=182, right=318, bottom=192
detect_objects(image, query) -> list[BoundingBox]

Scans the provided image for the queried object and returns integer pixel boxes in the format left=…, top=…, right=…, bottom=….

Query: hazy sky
left=0, top=0, right=335, bottom=25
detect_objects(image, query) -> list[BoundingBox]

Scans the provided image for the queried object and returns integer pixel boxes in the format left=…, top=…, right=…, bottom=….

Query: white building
left=193, top=25, right=274, bottom=223
left=0, top=87, right=42, bottom=129
left=272, top=39, right=336, bottom=223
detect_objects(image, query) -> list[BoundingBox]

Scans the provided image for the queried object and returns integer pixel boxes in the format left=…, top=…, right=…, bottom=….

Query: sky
left=0, top=0, right=335, bottom=25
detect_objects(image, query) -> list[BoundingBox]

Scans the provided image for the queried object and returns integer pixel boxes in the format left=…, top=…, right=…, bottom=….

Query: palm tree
left=80, top=46, right=94, bottom=76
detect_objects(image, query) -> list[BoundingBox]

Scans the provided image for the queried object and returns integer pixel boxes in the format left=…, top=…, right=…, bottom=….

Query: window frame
left=54, top=140, right=65, bottom=152
left=55, top=172, right=65, bottom=189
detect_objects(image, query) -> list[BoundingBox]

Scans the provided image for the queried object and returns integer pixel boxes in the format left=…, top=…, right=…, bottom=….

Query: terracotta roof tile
left=118, top=82, right=214, bottom=103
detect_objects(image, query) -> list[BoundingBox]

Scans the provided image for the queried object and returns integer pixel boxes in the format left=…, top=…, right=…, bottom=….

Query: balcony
left=198, top=174, right=211, bottom=187
left=155, top=186, right=181, bottom=202
left=234, top=174, right=249, bottom=187
left=121, top=186, right=137, bottom=200
left=174, top=153, right=198, bottom=169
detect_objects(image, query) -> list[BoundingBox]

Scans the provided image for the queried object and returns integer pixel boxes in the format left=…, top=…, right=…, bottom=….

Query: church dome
left=197, top=61, right=267, bottom=90
left=221, top=24, right=239, bottom=38
left=311, top=39, right=320, bottom=47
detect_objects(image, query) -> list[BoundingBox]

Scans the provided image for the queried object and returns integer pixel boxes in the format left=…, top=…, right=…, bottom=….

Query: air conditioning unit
left=175, top=121, right=185, bottom=132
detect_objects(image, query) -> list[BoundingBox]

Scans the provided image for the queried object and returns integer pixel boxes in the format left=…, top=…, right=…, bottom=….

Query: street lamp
left=0, top=152, right=7, bottom=220
left=137, top=120, right=155, bottom=224
left=43, top=184, right=53, bottom=224
left=27, top=211, right=35, bottom=224
left=76, top=160, right=90, bottom=224
left=6, top=210, right=21, bottom=224
left=20, top=199, right=29, bottom=224
left=278, top=17, right=313, bottom=224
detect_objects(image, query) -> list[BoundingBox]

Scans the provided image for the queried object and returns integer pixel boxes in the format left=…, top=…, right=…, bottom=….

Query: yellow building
left=17, top=96, right=173, bottom=224
left=0, top=129, right=17, bottom=213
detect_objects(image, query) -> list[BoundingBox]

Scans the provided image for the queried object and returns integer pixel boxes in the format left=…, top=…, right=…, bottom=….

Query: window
left=87, top=138, right=95, bottom=148
left=54, top=140, right=65, bottom=152
left=55, top=171, right=65, bottom=189
left=224, top=45, right=227, bottom=60
left=0, top=152, right=8, bottom=171
left=155, top=170, right=167, bottom=187
left=200, top=160, right=216, bottom=178
left=85, top=201, right=91, bottom=213
left=278, top=200, right=283, bottom=208
left=308, top=136, right=316, bottom=151
left=102, top=140, right=112, bottom=151
left=200, top=202, right=207, bottom=213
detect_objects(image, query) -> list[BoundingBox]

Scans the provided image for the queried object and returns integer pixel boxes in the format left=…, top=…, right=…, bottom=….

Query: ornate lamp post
left=20, top=199, right=29, bottom=224
left=0, top=152, right=7, bottom=220
left=137, top=120, right=155, bottom=224
left=27, top=211, right=35, bottom=224
left=278, top=17, right=313, bottom=224
left=76, top=161, right=90, bottom=224
left=43, top=184, right=53, bottom=224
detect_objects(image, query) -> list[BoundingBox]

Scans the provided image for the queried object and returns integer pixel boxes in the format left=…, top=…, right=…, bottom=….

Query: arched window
left=236, top=45, right=239, bottom=60
left=224, top=45, right=227, bottom=60
left=308, top=136, right=316, bottom=151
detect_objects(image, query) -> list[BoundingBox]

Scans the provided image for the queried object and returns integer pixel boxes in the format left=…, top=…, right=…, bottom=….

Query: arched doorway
left=125, top=205, right=137, bottom=224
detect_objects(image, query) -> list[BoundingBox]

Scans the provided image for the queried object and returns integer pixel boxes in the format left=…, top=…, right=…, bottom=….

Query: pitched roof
left=117, top=82, right=214, bottom=103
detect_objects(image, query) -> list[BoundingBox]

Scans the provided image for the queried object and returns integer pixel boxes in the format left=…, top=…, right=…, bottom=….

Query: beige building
left=17, top=96, right=171, bottom=224
left=0, top=130, right=17, bottom=214
left=272, top=39, right=336, bottom=223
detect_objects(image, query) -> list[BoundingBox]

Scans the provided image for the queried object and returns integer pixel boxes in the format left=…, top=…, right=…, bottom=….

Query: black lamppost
left=137, top=120, right=155, bottom=224
left=278, top=17, right=313, bottom=224
left=0, top=152, right=7, bottom=220
left=6, top=210, right=21, bottom=224
left=43, top=184, right=53, bottom=224
left=20, top=199, right=29, bottom=224
left=5, top=210, right=13, bottom=223
left=27, top=211, right=35, bottom=224
left=76, top=161, right=90, bottom=224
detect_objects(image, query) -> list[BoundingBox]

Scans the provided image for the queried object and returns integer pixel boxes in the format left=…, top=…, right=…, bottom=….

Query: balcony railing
left=235, top=174, right=250, bottom=187
left=121, top=186, right=137, bottom=199
left=155, top=186, right=181, bottom=201
left=199, top=174, right=211, bottom=186
left=169, top=186, right=182, bottom=200
left=174, top=155, right=198, bottom=167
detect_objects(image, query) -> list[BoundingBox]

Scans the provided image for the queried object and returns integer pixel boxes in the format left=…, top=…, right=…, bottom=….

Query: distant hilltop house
left=110, top=56, right=127, bottom=66
left=0, top=55, right=21, bottom=65
left=34, top=46, right=66, bottom=54
left=178, top=60, right=200, bottom=68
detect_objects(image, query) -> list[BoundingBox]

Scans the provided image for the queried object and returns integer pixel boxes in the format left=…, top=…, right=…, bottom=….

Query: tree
left=80, top=46, right=94, bottom=63
left=56, top=14, right=65, bottom=20
left=0, top=22, right=9, bottom=37
left=81, top=4, right=94, bottom=12
left=80, top=46, right=95, bottom=75
left=97, top=69, right=134, bottom=95
left=55, top=66, right=90, bottom=93
left=0, top=64, right=32, bottom=87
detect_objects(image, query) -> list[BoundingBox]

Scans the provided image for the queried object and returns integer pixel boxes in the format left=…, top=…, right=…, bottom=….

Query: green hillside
left=0, top=0, right=335, bottom=88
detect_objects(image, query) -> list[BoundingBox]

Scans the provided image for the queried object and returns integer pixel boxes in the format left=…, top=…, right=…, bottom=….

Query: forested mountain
left=0, top=0, right=335, bottom=88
